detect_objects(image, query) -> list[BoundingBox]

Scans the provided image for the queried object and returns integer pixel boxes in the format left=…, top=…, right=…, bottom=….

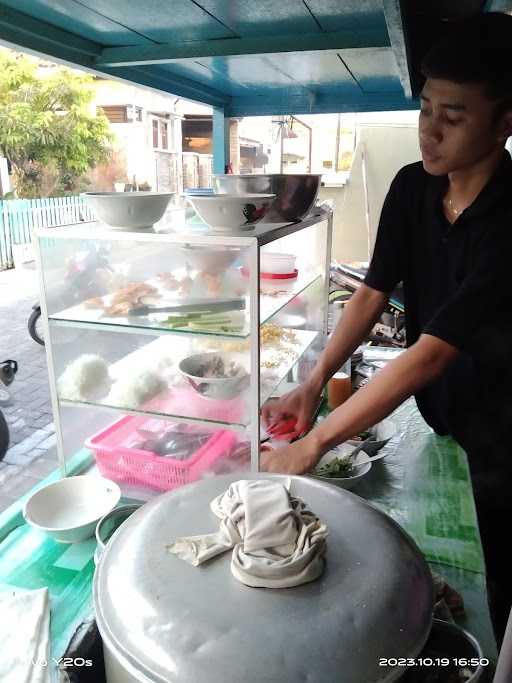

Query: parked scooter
left=28, top=245, right=114, bottom=346
left=28, top=303, right=44, bottom=346
left=0, top=360, right=18, bottom=460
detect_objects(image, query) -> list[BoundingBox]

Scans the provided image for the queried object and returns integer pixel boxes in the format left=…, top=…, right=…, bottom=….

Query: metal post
left=213, top=106, right=229, bottom=175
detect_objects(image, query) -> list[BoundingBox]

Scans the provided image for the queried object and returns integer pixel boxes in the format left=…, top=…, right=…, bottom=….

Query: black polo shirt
left=365, top=151, right=512, bottom=490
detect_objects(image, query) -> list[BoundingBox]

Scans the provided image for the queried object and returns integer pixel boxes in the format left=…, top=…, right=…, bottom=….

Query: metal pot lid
left=94, top=474, right=433, bottom=683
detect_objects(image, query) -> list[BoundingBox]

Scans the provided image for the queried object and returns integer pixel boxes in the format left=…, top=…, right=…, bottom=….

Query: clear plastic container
left=260, top=252, right=297, bottom=274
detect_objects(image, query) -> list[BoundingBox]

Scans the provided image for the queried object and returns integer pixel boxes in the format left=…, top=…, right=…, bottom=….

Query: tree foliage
left=0, top=51, right=112, bottom=197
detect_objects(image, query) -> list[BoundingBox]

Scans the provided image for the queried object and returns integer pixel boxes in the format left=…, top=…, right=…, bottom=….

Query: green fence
left=0, top=196, right=95, bottom=270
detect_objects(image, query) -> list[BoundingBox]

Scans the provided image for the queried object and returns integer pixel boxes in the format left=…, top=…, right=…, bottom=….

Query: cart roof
left=0, top=1, right=499, bottom=115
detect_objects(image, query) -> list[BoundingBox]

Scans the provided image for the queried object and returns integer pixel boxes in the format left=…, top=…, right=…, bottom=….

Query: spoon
left=349, top=439, right=390, bottom=468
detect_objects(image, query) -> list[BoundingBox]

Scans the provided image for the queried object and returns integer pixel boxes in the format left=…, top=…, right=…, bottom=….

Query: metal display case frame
left=34, top=208, right=333, bottom=490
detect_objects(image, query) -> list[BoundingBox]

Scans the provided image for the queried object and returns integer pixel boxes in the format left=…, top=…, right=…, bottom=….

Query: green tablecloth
left=349, top=398, right=497, bottom=662
left=0, top=398, right=497, bottom=681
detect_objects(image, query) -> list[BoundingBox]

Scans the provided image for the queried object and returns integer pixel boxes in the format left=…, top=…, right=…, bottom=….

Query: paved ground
left=0, top=263, right=58, bottom=513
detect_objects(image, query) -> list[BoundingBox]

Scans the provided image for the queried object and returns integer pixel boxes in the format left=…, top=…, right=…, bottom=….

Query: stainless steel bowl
left=213, top=174, right=321, bottom=223
left=402, top=619, right=487, bottom=682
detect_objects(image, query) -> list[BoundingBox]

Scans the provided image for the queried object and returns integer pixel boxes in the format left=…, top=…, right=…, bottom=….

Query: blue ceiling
left=0, top=0, right=509, bottom=116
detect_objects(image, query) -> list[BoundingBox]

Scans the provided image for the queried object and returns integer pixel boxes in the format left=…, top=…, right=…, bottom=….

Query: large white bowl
left=83, top=192, right=174, bottom=231
left=186, top=193, right=275, bottom=230
left=23, top=476, right=121, bottom=543
left=179, top=352, right=249, bottom=400
left=179, top=244, right=241, bottom=272
left=309, top=444, right=372, bottom=490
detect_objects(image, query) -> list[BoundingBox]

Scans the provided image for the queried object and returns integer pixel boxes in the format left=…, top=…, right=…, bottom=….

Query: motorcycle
left=28, top=303, right=44, bottom=346
left=0, top=360, right=18, bottom=460
left=28, top=245, right=114, bottom=346
left=330, top=262, right=406, bottom=347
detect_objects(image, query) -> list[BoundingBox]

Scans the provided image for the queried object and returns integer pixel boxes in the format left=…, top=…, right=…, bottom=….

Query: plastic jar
left=327, top=358, right=352, bottom=410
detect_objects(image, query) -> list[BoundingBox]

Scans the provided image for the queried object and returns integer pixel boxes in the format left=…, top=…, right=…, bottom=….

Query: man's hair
left=421, top=12, right=512, bottom=112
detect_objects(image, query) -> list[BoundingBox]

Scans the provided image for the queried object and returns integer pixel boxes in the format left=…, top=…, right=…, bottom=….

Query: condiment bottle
left=327, top=358, right=352, bottom=410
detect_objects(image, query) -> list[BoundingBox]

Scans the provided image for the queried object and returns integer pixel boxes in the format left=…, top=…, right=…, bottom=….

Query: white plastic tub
left=260, top=252, right=297, bottom=274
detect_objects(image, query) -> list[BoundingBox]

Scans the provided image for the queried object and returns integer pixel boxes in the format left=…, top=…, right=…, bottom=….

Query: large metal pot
left=94, top=474, right=433, bottom=683
left=213, top=174, right=321, bottom=223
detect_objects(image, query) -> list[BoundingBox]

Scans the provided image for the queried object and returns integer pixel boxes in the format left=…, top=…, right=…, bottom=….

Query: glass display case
left=34, top=209, right=332, bottom=500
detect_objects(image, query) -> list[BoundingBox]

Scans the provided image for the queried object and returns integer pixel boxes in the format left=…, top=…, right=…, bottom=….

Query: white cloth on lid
left=0, top=587, right=50, bottom=683
left=167, top=479, right=328, bottom=588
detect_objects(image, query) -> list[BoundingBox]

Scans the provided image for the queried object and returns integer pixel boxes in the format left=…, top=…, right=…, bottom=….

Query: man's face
left=419, top=78, right=508, bottom=175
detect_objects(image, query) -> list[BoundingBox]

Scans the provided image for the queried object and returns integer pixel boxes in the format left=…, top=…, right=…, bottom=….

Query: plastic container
left=327, top=358, right=351, bottom=410
left=260, top=252, right=297, bottom=274
left=241, top=266, right=298, bottom=295
left=85, top=415, right=238, bottom=492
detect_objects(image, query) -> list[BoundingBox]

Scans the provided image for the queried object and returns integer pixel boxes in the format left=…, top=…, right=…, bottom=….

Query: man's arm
left=261, top=284, right=389, bottom=435
left=306, top=284, right=389, bottom=394
left=262, top=334, right=459, bottom=474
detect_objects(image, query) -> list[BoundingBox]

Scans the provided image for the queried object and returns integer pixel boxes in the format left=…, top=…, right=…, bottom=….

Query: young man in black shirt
left=262, top=12, right=512, bottom=641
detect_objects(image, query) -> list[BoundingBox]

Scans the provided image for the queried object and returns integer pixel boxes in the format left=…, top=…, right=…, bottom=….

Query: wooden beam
left=382, top=0, right=413, bottom=99
left=96, top=29, right=390, bottom=67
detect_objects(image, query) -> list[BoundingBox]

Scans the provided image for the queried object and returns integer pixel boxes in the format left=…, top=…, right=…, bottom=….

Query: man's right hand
left=261, top=381, right=322, bottom=440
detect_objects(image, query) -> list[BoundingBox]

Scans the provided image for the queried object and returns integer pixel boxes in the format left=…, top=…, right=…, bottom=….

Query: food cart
left=0, top=2, right=508, bottom=681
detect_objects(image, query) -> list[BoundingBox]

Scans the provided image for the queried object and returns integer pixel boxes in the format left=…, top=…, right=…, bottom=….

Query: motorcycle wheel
left=28, top=308, right=45, bottom=346
left=0, top=409, right=9, bottom=461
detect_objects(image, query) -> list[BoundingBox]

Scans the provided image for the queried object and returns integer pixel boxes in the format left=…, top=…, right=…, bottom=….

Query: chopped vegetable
left=314, top=455, right=354, bottom=478
left=164, top=310, right=245, bottom=333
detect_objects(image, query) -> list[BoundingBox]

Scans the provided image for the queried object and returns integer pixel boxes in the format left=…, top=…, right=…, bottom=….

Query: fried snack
left=103, top=282, right=159, bottom=317
left=83, top=296, right=105, bottom=309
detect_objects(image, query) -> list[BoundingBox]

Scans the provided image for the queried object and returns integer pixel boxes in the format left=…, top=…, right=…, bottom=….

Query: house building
left=91, top=78, right=182, bottom=195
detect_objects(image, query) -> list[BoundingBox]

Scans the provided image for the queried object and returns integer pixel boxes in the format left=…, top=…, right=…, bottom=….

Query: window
left=161, top=122, right=168, bottom=150
left=135, top=107, right=143, bottom=122
left=98, top=105, right=128, bottom=123
left=152, top=120, right=159, bottom=148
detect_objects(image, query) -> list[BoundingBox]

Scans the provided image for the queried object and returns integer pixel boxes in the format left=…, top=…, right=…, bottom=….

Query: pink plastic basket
left=85, top=415, right=238, bottom=492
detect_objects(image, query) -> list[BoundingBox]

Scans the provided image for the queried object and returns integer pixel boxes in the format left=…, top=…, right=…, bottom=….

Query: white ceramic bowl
left=310, top=444, right=372, bottom=490
left=260, top=252, right=297, bottom=274
left=186, top=193, right=275, bottom=230
left=23, top=476, right=121, bottom=543
left=83, top=192, right=174, bottom=231
left=179, top=352, right=249, bottom=400
left=179, top=244, right=241, bottom=272
left=347, top=419, right=398, bottom=456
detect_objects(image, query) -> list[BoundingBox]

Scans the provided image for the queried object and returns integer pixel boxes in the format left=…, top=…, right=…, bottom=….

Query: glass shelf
left=57, top=328, right=318, bottom=429
left=49, top=271, right=323, bottom=338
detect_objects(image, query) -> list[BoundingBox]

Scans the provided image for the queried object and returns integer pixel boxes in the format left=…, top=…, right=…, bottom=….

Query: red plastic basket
left=85, top=415, right=238, bottom=492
